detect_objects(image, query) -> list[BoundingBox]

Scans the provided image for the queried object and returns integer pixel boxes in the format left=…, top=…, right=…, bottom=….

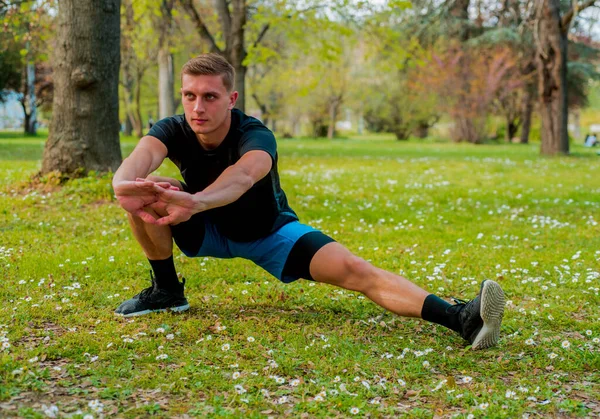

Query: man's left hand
left=148, top=186, right=204, bottom=226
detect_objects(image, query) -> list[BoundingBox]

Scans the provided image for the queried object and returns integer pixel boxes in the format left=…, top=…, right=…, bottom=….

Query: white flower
left=479, top=403, right=489, bottom=409
left=29, top=356, right=38, bottom=363
left=155, top=354, right=168, bottom=360
left=593, top=337, right=600, bottom=344
left=83, top=415, right=94, bottom=419
left=247, top=336, right=255, bottom=342
left=422, top=360, right=430, bottom=368
left=275, top=376, right=285, bottom=384
left=42, top=404, right=59, bottom=418
left=314, top=395, right=324, bottom=401
left=397, top=379, right=406, bottom=386
left=361, top=380, right=370, bottom=389
left=585, top=330, right=592, bottom=336
left=232, top=372, right=240, bottom=379
left=350, top=407, right=360, bottom=414
left=2, top=341, right=10, bottom=350
left=88, top=400, right=104, bottom=413
left=221, top=343, right=230, bottom=351
left=461, top=376, right=473, bottom=384
left=548, top=352, right=558, bottom=359
left=561, top=340, right=570, bottom=349
left=277, top=396, right=288, bottom=404
left=166, top=334, right=174, bottom=340
left=156, top=327, right=165, bottom=333
left=234, top=384, right=246, bottom=394
left=123, top=338, right=133, bottom=343
left=290, top=379, right=300, bottom=386
left=525, top=338, right=535, bottom=346
left=506, top=390, right=516, bottom=398
left=333, top=375, right=341, bottom=382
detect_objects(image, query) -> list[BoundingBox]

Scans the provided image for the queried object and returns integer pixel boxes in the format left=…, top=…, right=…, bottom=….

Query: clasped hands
left=114, top=178, right=203, bottom=226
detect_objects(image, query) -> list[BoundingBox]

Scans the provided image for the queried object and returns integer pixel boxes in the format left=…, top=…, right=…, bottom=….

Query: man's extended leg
left=308, top=242, right=505, bottom=349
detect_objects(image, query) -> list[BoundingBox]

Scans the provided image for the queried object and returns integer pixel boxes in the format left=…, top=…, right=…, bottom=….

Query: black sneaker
left=449, top=280, right=506, bottom=349
left=115, top=273, right=190, bottom=317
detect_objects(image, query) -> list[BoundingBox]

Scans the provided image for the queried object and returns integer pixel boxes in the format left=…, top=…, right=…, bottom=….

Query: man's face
left=181, top=73, right=237, bottom=137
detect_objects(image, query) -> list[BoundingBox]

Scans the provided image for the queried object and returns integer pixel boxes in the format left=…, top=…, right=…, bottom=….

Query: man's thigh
left=231, top=222, right=335, bottom=283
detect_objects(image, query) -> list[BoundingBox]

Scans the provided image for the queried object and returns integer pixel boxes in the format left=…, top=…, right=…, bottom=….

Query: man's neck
left=197, top=112, right=232, bottom=150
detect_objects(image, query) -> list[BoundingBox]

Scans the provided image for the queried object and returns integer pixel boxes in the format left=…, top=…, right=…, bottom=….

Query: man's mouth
left=193, top=119, right=208, bottom=125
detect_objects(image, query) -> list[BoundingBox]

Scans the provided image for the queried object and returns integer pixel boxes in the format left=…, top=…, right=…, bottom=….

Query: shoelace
left=137, top=271, right=157, bottom=301
left=451, top=297, right=470, bottom=305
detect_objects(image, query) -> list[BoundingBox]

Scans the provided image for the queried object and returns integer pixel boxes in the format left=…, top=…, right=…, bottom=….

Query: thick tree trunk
left=520, top=82, right=534, bottom=144
left=158, top=48, right=175, bottom=119
left=536, top=0, right=569, bottom=155
left=41, top=0, right=121, bottom=175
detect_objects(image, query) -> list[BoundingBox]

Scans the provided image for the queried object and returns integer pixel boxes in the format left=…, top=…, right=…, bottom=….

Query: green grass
left=0, top=131, right=599, bottom=418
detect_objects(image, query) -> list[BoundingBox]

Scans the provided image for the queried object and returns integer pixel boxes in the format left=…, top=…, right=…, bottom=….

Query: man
left=112, top=53, right=505, bottom=350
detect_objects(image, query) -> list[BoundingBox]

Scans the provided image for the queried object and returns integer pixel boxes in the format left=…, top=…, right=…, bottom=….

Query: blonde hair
left=181, top=53, right=235, bottom=92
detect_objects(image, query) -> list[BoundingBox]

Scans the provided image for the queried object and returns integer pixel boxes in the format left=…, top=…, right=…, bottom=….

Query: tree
left=157, top=0, right=177, bottom=119
left=120, top=0, right=157, bottom=137
left=41, top=0, right=122, bottom=176
left=1, top=0, right=55, bottom=134
left=180, top=0, right=249, bottom=110
left=534, top=0, right=596, bottom=155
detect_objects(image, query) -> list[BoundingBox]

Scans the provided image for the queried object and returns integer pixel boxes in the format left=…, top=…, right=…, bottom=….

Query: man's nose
left=193, top=98, right=204, bottom=113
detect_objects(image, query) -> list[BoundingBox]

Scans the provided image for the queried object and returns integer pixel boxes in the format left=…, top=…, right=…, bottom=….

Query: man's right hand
left=113, top=180, right=163, bottom=223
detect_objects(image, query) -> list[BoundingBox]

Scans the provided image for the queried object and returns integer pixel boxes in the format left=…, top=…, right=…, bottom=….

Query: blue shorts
left=171, top=219, right=334, bottom=283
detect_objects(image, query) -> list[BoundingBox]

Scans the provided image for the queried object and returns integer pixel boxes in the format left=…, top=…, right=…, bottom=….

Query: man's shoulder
left=233, top=109, right=269, bottom=133
left=156, top=114, right=187, bottom=129
left=148, top=114, right=191, bottom=143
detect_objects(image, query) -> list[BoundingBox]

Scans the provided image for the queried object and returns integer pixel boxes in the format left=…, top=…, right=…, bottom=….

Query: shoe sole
left=115, top=304, right=190, bottom=318
left=472, top=280, right=505, bottom=350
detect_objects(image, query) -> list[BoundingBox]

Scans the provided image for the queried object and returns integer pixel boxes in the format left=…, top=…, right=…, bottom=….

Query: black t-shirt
left=147, top=109, right=298, bottom=242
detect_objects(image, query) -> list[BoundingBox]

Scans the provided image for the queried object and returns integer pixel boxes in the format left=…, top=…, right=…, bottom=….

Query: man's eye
left=186, top=94, right=194, bottom=99
left=206, top=94, right=215, bottom=100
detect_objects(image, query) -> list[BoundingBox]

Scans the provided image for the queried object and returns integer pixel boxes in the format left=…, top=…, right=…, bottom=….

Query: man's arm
left=150, top=150, right=272, bottom=226
left=113, top=136, right=168, bottom=185
left=112, top=136, right=169, bottom=222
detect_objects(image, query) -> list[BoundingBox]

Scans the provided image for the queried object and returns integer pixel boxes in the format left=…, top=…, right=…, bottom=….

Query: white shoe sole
left=471, top=280, right=505, bottom=350
left=115, top=304, right=190, bottom=318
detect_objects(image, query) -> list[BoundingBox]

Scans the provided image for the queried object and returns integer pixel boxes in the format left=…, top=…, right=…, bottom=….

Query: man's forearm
left=192, top=165, right=254, bottom=212
left=112, top=148, right=155, bottom=186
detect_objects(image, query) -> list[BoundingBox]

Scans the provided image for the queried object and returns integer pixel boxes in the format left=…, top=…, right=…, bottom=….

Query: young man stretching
left=112, top=54, right=505, bottom=349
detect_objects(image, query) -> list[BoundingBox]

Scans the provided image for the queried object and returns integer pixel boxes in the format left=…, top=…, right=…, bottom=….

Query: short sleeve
left=238, top=125, right=277, bottom=161
left=147, top=117, right=181, bottom=156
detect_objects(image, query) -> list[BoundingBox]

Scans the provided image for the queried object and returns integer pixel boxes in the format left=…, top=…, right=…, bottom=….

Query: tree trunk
left=157, top=0, right=175, bottom=119
left=505, top=119, right=518, bottom=142
left=520, top=82, right=534, bottom=144
left=25, top=61, right=37, bottom=135
left=536, top=0, right=569, bottom=155
left=124, top=115, right=133, bottom=136
left=571, top=108, right=581, bottom=141
left=41, top=0, right=121, bottom=176
left=327, top=97, right=341, bottom=140
left=228, top=0, right=247, bottom=112
left=414, top=122, right=429, bottom=138
left=158, top=48, right=175, bottom=119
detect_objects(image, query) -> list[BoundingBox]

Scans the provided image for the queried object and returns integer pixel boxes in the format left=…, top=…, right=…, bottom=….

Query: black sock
left=421, top=294, right=461, bottom=333
left=148, top=256, right=180, bottom=291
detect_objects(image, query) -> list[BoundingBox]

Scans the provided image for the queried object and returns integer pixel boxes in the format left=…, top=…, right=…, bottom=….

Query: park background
left=1, top=0, right=599, bottom=418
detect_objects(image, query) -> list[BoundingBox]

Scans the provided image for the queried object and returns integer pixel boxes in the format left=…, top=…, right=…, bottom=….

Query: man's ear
left=228, top=91, right=239, bottom=110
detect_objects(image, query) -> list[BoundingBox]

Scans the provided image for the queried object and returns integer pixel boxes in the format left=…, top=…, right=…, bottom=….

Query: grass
left=0, top=131, right=599, bottom=418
